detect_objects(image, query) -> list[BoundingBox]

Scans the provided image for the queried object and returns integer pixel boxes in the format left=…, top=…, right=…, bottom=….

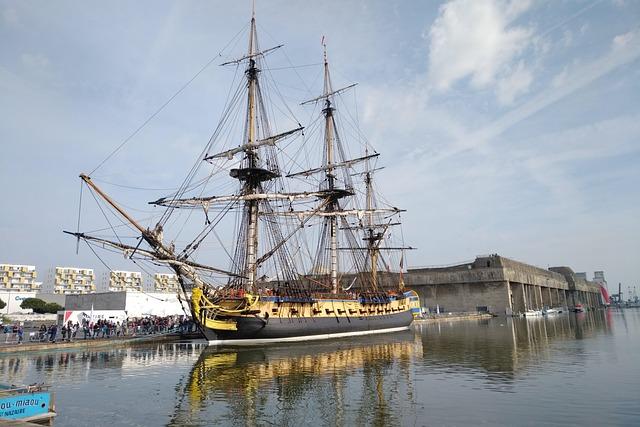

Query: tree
left=20, top=298, right=46, bottom=313
left=0, top=298, right=5, bottom=310
left=20, top=298, right=64, bottom=314
left=44, top=303, right=63, bottom=313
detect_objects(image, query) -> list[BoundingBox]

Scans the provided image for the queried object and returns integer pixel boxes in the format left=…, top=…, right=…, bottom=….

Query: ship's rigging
left=67, top=10, right=413, bottom=307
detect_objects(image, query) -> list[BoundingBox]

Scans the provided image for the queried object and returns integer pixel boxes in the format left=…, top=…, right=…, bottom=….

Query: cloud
left=496, top=60, right=533, bottom=105
left=514, top=113, right=640, bottom=206
left=613, top=28, right=636, bottom=48
left=433, top=27, right=640, bottom=162
left=427, top=0, right=533, bottom=93
left=551, top=66, right=569, bottom=88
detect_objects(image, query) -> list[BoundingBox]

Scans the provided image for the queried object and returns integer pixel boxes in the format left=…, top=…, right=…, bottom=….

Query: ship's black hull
left=201, top=310, right=414, bottom=344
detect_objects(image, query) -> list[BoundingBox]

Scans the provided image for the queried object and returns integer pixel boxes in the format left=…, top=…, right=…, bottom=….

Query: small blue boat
left=0, top=384, right=56, bottom=425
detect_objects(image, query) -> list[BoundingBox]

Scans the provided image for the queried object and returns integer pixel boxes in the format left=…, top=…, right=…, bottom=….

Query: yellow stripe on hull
left=204, top=318, right=238, bottom=331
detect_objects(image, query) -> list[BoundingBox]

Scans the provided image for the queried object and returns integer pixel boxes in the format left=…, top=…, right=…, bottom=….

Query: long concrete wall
left=419, top=281, right=510, bottom=314
left=407, top=255, right=602, bottom=315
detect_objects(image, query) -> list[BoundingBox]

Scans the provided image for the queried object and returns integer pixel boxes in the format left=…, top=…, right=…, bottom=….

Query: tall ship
left=67, top=10, right=416, bottom=344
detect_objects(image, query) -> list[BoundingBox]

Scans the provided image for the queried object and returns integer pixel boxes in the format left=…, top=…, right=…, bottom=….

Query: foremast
left=226, top=11, right=283, bottom=293
left=321, top=45, right=340, bottom=294
left=244, top=12, right=260, bottom=291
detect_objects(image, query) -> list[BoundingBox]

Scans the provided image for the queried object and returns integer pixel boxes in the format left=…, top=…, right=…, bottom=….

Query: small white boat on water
left=523, top=310, right=543, bottom=317
left=543, top=307, right=563, bottom=315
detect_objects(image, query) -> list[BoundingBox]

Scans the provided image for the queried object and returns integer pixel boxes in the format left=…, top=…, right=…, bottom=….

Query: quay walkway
left=0, top=330, right=202, bottom=354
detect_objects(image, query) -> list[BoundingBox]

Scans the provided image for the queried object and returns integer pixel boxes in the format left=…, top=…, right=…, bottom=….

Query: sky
left=1, top=0, right=639, bottom=292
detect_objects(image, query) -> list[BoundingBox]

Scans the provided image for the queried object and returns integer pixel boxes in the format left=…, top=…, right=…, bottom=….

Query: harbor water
left=1, top=310, right=639, bottom=426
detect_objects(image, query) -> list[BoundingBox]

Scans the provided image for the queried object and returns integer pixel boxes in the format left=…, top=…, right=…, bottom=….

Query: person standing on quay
left=48, top=324, right=57, bottom=342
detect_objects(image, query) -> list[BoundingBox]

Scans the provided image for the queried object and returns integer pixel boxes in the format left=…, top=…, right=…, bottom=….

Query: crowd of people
left=2, top=323, right=25, bottom=344
left=1, top=315, right=196, bottom=344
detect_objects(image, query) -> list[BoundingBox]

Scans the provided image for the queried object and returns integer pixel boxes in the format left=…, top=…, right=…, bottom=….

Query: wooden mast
left=245, top=9, right=259, bottom=291
left=322, top=43, right=339, bottom=294
left=365, top=171, right=380, bottom=291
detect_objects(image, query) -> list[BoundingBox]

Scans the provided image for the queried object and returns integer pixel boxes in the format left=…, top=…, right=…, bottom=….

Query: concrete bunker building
left=406, top=254, right=603, bottom=315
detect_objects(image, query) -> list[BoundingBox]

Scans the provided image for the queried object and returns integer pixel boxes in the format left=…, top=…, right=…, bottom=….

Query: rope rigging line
left=90, top=178, right=184, bottom=192
left=89, top=55, right=219, bottom=176
left=128, top=258, right=177, bottom=302
left=180, top=197, right=239, bottom=261
left=85, top=240, right=112, bottom=272
left=157, top=78, right=247, bottom=227
left=262, top=62, right=322, bottom=71
left=82, top=214, right=159, bottom=235
left=87, top=186, right=126, bottom=246
left=88, top=23, right=250, bottom=176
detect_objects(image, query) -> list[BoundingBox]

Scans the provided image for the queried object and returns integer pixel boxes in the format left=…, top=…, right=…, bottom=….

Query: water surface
left=1, top=309, right=638, bottom=426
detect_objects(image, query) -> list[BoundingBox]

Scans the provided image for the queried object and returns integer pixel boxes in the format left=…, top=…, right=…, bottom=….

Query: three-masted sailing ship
left=67, top=10, right=417, bottom=344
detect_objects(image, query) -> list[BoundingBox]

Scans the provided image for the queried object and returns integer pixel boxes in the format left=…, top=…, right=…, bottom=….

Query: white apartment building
left=54, top=267, right=96, bottom=294
left=0, top=264, right=41, bottom=292
left=109, top=270, right=143, bottom=292
left=154, top=273, right=179, bottom=293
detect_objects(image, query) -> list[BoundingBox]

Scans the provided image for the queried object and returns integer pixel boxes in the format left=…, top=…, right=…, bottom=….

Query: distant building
left=576, top=272, right=587, bottom=280
left=592, top=271, right=607, bottom=288
left=154, top=273, right=179, bottom=293
left=109, top=270, right=143, bottom=292
left=64, top=291, right=186, bottom=318
left=54, top=267, right=96, bottom=294
left=0, top=264, right=41, bottom=292
left=592, top=271, right=610, bottom=305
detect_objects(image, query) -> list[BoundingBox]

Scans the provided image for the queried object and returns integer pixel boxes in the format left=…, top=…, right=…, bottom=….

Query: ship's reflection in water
left=1, top=310, right=636, bottom=426
left=169, top=310, right=615, bottom=426
left=170, top=330, right=422, bottom=426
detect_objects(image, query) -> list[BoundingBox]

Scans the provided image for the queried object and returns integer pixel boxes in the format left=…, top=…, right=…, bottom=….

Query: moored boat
left=0, top=384, right=56, bottom=425
left=523, top=309, right=543, bottom=317
left=543, top=307, right=563, bottom=315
